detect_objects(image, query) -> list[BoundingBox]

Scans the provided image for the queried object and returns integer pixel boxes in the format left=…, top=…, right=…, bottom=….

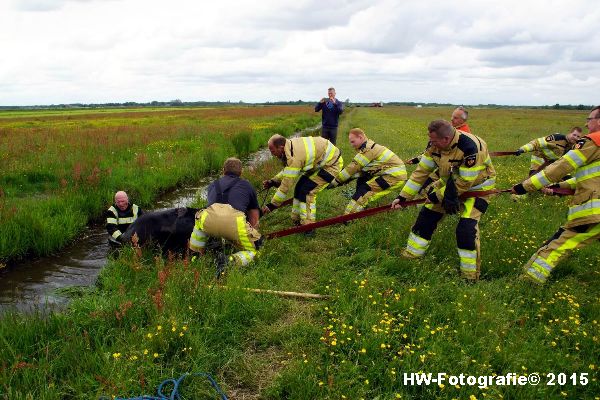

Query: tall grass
left=0, top=106, right=319, bottom=261
left=1, top=107, right=598, bottom=399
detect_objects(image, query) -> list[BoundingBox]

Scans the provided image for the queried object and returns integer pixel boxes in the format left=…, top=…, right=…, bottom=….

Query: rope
left=265, top=189, right=510, bottom=239
left=489, top=151, right=518, bottom=157
left=104, top=372, right=228, bottom=400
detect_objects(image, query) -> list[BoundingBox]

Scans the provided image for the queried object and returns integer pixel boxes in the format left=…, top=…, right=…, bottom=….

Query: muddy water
left=0, top=128, right=315, bottom=313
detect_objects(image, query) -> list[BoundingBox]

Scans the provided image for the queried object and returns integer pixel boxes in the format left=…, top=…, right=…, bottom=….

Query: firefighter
left=511, top=107, right=600, bottom=284
left=261, top=134, right=342, bottom=229
left=451, top=106, right=471, bottom=134
left=105, top=191, right=143, bottom=245
left=515, top=127, right=582, bottom=176
left=329, top=128, right=407, bottom=214
left=392, top=120, right=496, bottom=280
left=189, top=158, right=262, bottom=272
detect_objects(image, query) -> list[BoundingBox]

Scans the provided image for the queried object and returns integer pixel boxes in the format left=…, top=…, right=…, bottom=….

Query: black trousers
left=321, top=126, right=338, bottom=145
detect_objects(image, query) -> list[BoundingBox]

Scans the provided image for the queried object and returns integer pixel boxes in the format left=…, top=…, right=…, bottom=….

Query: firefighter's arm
left=518, top=138, right=539, bottom=154
left=397, top=148, right=437, bottom=200
left=267, top=158, right=303, bottom=208
left=515, top=142, right=591, bottom=193
left=336, top=154, right=366, bottom=184
left=554, top=177, right=577, bottom=190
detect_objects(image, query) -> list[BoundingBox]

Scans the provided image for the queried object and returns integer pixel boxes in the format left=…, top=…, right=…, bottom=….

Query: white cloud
left=0, top=0, right=598, bottom=105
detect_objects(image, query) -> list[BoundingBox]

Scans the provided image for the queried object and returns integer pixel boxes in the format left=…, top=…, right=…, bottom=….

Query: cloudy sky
left=1, top=0, right=598, bottom=106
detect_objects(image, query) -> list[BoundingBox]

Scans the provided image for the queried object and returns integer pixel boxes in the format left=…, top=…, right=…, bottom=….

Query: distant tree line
left=0, top=100, right=594, bottom=111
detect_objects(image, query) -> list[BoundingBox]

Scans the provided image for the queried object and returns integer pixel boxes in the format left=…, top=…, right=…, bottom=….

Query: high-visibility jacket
left=519, top=134, right=572, bottom=162
left=522, top=132, right=600, bottom=226
left=337, top=138, right=406, bottom=183
left=455, top=123, right=471, bottom=133
left=105, top=203, right=142, bottom=240
left=270, top=136, right=341, bottom=206
left=399, top=129, right=496, bottom=200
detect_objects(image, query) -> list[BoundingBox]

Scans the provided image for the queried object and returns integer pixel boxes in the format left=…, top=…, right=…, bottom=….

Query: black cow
left=120, top=207, right=199, bottom=253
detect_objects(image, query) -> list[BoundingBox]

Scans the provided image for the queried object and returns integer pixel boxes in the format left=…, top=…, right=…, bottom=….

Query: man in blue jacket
left=315, top=87, right=344, bottom=145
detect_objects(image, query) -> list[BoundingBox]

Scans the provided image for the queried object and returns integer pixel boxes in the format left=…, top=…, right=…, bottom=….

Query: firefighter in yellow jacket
left=511, top=106, right=600, bottom=284
left=392, top=120, right=496, bottom=280
left=189, top=158, right=262, bottom=272
left=262, top=134, right=342, bottom=228
left=515, top=127, right=582, bottom=176
left=329, top=128, right=407, bottom=214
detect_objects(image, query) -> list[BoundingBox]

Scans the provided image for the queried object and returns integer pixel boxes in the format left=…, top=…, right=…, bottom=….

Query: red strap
left=489, top=151, right=517, bottom=156
left=266, top=199, right=425, bottom=239
left=550, top=188, right=575, bottom=196
left=265, top=189, right=511, bottom=239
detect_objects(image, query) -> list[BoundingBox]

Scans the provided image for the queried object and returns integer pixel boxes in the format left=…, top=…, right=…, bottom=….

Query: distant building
left=370, top=102, right=383, bottom=107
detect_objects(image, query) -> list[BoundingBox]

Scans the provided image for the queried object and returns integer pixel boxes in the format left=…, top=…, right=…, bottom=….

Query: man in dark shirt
left=315, top=87, right=344, bottom=145
left=189, top=158, right=262, bottom=271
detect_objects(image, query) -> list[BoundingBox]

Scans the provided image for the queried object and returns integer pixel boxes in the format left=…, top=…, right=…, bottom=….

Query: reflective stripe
left=563, top=177, right=577, bottom=189
left=401, top=179, right=421, bottom=196
left=460, top=198, right=475, bottom=218
left=574, top=161, right=600, bottom=181
left=282, top=167, right=301, bottom=178
left=112, top=230, right=122, bottom=240
left=375, top=149, right=394, bottom=163
left=189, top=232, right=206, bottom=251
left=530, top=155, right=545, bottom=167
left=198, top=211, right=208, bottom=230
left=418, top=155, right=436, bottom=171
left=567, top=199, right=600, bottom=221
left=232, top=250, right=256, bottom=266
left=526, top=267, right=547, bottom=283
left=292, top=198, right=300, bottom=215
left=406, top=232, right=429, bottom=257
left=459, top=165, right=484, bottom=181
left=546, top=222, right=600, bottom=265
left=383, top=166, right=407, bottom=177
left=530, top=171, right=551, bottom=189
left=459, top=260, right=477, bottom=272
left=470, top=178, right=496, bottom=191
left=302, top=137, right=316, bottom=171
left=319, top=141, right=337, bottom=167
left=354, top=153, right=370, bottom=167
left=483, top=155, right=492, bottom=166
left=520, top=143, right=534, bottom=152
left=536, top=138, right=559, bottom=160
left=563, top=150, right=587, bottom=169
left=541, top=147, right=559, bottom=161
left=115, top=216, right=136, bottom=224
left=273, top=190, right=287, bottom=202
left=531, top=256, right=553, bottom=273
left=236, top=215, right=254, bottom=251
left=108, top=205, right=139, bottom=225
left=298, top=202, right=308, bottom=219
left=339, top=169, right=352, bottom=181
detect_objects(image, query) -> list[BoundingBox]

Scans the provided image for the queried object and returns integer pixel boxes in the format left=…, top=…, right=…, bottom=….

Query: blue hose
left=103, top=372, right=228, bottom=400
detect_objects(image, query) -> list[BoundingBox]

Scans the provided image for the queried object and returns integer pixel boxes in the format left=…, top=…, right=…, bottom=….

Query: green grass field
left=1, top=106, right=598, bottom=399
left=0, top=106, right=319, bottom=262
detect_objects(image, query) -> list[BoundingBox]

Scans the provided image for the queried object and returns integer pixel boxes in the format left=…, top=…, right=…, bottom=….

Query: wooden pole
left=208, top=285, right=330, bottom=300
